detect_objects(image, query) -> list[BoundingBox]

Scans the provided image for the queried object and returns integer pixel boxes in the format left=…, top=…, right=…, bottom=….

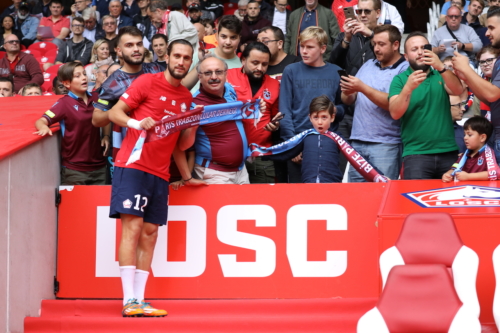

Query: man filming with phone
left=388, top=31, right=465, bottom=179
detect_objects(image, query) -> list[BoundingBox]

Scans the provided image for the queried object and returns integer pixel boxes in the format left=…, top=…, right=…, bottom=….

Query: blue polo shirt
left=351, top=56, right=408, bottom=144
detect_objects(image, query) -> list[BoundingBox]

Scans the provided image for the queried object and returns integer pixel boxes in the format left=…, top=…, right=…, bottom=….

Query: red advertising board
left=378, top=180, right=500, bottom=323
left=56, top=183, right=385, bottom=299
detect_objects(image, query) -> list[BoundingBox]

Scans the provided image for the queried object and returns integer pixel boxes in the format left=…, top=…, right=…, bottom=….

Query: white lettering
left=217, top=205, right=276, bottom=277
left=287, top=204, right=348, bottom=277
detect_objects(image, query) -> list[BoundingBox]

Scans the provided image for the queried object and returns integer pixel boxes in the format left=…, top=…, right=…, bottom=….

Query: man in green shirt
left=388, top=31, right=465, bottom=179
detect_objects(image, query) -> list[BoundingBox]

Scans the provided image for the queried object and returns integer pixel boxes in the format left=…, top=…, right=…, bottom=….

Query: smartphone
left=338, top=69, right=348, bottom=78
left=424, top=44, right=432, bottom=51
left=452, top=44, right=458, bottom=52
left=343, top=7, right=356, bottom=21
left=272, top=114, right=285, bottom=126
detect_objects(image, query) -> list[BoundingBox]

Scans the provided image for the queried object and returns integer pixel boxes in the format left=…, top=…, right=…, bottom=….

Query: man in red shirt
left=226, top=41, right=281, bottom=183
left=108, top=39, right=197, bottom=318
left=38, top=0, right=70, bottom=48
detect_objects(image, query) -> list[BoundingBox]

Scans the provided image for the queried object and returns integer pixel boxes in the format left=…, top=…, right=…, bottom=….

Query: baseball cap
left=19, top=2, right=31, bottom=11
left=188, top=3, right=201, bottom=11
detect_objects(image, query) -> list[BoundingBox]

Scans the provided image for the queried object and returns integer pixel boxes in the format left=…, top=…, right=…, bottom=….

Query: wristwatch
left=461, top=43, right=466, bottom=51
left=438, top=67, right=447, bottom=74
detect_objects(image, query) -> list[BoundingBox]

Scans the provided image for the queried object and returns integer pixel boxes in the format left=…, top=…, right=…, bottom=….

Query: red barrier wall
left=56, top=180, right=500, bottom=324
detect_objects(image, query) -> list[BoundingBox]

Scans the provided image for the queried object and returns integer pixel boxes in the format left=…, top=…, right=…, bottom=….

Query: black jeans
left=403, top=151, right=459, bottom=180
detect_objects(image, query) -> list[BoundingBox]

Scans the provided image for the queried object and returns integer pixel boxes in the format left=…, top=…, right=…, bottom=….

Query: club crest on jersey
left=478, top=157, right=484, bottom=166
left=172, top=100, right=176, bottom=106
left=123, top=199, right=132, bottom=209
left=263, top=88, right=271, bottom=100
left=241, top=101, right=256, bottom=118
left=403, top=185, right=500, bottom=208
left=159, top=96, right=167, bottom=101
left=181, top=103, right=187, bottom=112
left=73, top=105, right=79, bottom=111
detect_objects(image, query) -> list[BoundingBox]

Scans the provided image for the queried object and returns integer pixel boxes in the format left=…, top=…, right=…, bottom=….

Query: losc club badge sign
left=403, top=185, right=500, bottom=208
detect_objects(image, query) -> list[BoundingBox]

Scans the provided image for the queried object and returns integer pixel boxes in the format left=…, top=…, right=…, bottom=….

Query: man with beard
left=388, top=31, right=464, bottom=180
left=192, top=55, right=251, bottom=184
left=187, top=3, right=203, bottom=23
left=239, top=1, right=271, bottom=52
left=340, top=25, right=408, bottom=182
left=452, top=6, right=500, bottom=162
left=107, top=39, right=198, bottom=317
left=92, top=27, right=162, bottom=180
left=15, top=2, right=40, bottom=47
left=226, top=41, right=281, bottom=183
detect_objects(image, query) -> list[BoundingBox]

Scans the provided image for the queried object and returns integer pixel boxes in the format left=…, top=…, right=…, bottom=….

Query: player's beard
left=123, top=51, right=145, bottom=65
left=409, top=58, right=430, bottom=72
left=168, top=62, right=188, bottom=80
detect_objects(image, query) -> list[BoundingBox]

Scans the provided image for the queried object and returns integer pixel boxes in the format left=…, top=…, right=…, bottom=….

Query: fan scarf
left=250, top=129, right=389, bottom=183
left=451, top=144, right=500, bottom=180
left=126, top=100, right=261, bottom=165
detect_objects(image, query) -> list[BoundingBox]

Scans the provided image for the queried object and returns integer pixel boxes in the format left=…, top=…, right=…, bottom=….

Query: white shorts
left=194, top=164, right=250, bottom=185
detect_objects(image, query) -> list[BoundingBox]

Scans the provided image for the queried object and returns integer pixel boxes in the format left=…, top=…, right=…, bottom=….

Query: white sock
left=120, top=266, right=136, bottom=305
left=133, top=269, right=150, bottom=303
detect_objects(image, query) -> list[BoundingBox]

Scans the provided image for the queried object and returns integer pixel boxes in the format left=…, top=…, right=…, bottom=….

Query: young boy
left=442, top=116, right=494, bottom=182
left=267, top=95, right=342, bottom=183
left=21, top=83, right=42, bottom=96
left=34, top=62, right=109, bottom=185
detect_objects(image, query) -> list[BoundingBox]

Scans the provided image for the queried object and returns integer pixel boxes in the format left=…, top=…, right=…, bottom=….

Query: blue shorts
left=109, top=167, right=169, bottom=225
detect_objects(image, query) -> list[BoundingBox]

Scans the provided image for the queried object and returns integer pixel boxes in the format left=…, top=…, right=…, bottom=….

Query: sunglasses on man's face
left=5, top=40, right=20, bottom=44
left=355, top=8, right=373, bottom=15
left=447, top=14, right=461, bottom=19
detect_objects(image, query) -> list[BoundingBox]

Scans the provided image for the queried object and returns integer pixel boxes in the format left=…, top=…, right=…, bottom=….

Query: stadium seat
left=41, top=63, right=63, bottom=92
left=28, top=41, right=58, bottom=56
left=44, top=48, right=58, bottom=60
left=23, top=49, right=42, bottom=58
left=492, top=245, right=500, bottom=330
left=224, top=8, right=237, bottom=15
left=379, top=212, right=480, bottom=318
left=223, top=2, right=235, bottom=10
left=357, top=265, right=481, bottom=333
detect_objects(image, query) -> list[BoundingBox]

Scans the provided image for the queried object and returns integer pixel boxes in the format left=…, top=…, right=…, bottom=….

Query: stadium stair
left=24, top=298, right=378, bottom=333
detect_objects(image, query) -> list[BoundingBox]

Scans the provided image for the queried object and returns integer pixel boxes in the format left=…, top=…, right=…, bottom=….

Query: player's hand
left=264, top=112, right=283, bottom=131
left=442, top=173, right=453, bottom=183
left=340, top=75, right=363, bottom=95
left=139, top=117, right=155, bottom=130
left=184, top=178, right=208, bottom=186
left=258, top=98, right=267, bottom=114
left=292, top=152, right=302, bottom=164
left=455, top=171, right=470, bottom=181
left=405, top=70, right=427, bottom=91
left=101, top=135, right=110, bottom=156
left=171, top=180, right=184, bottom=190
left=33, top=127, right=53, bottom=136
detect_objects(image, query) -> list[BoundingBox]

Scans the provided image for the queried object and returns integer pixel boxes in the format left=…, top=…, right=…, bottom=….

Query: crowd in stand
left=0, top=0, right=496, bottom=184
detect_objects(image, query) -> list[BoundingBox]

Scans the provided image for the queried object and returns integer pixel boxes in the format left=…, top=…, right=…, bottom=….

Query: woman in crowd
left=85, top=39, right=114, bottom=92
left=0, top=16, right=23, bottom=51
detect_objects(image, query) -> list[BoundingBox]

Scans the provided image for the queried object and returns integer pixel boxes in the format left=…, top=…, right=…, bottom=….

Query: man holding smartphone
left=388, top=31, right=465, bottom=179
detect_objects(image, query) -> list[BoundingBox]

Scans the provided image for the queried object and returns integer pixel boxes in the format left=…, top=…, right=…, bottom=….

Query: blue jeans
left=402, top=151, right=458, bottom=180
left=348, top=141, right=402, bottom=182
left=495, top=139, right=500, bottom=162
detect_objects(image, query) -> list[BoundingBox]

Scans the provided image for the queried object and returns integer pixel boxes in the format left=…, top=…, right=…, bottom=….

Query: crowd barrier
left=57, top=180, right=500, bottom=324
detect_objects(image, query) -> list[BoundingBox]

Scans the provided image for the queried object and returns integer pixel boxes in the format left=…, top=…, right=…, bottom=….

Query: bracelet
left=343, top=39, right=350, bottom=45
left=183, top=177, right=193, bottom=182
left=103, top=134, right=110, bottom=138
left=437, top=67, right=447, bottom=74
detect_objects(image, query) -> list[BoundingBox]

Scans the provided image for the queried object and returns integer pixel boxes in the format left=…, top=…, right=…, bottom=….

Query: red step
left=25, top=298, right=378, bottom=333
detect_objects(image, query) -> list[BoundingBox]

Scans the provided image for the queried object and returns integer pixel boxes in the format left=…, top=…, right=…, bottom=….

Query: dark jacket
left=117, top=14, right=134, bottom=29
left=329, top=31, right=375, bottom=76
left=0, top=52, right=44, bottom=92
left=199, top=0, right=223, bottom=19
left=31, top=0, right=51, bottom=17
left=284, top=4, right=340, bottom=60
left=240, top=15, right=272, bottom=48
left=55, top=38, right=94, bottom=65
left=0, top=5, right=17, bottom=20
left=262, top=7, right=290, bottom=27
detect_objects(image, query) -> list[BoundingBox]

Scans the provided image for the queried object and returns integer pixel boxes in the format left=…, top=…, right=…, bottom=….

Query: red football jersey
left=114, top=72, right=193, bottom=181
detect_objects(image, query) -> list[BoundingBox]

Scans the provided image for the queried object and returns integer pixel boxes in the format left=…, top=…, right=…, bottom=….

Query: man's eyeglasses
left=200, top=70, right=226, bottom=77
left=450, top=102, right=466, bottom=107
left=72, top=24, right=84, bottom=28
left=5, top=40, right=20, bottom=44
left=355, top=8, right=373, bottom=15
left=447, top=14, right=461, bottom=19
left=479, top=57, right=496, bottom=66
left=103, top=22, right=116, bottom=26
left=259, top=39, right=279, bottom=45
